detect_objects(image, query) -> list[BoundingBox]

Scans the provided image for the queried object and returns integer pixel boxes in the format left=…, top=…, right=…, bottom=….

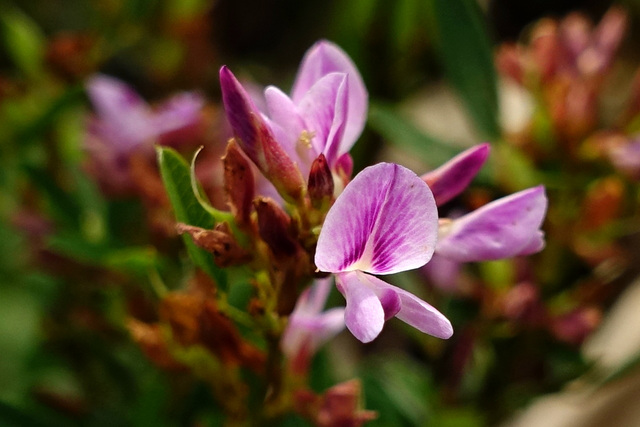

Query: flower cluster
left=84, top=40, right=548, bottom=424
left=217, top=40, right=548, bottom=350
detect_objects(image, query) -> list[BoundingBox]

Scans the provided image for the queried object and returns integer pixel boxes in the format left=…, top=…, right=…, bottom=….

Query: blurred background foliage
left=3, top=0, right=640, bottom=426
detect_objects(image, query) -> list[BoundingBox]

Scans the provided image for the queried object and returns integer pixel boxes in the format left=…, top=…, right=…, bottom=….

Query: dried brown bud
left=222, top=140, right=255, bottom=227
left=308, top=153, right=334, bottom=207
left=254, top=197, right=298, bottom=259
left=176, top=222, right=251, bottom=267
left=294, top=379, right=377, bottom=427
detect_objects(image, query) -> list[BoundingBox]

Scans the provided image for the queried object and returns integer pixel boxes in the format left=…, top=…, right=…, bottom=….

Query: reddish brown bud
left=550, top=306, right=601, bottom=345
left=220, top=68, right=305, bottom=202
left=46, top=32, right=96, bottom=81
left=222, top=139, right=255, bottom=227
left=308, top=154, right=334, bottom=207
left=294, top=379, right=377, bottom=427
left=176, top=222, right=251, bottom=267
left=578, top=176, right=623, bottom=232
left=495, top=44, right=525, bottom=84
left=254, top=197, right=298, bottom=258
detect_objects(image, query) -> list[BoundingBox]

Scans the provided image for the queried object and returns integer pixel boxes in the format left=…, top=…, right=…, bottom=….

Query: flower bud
left=220, top=66, right=306, bottom=202
left=222, top=139, right=255, bottom=227
left=254, top=197, right=298, bottom=259
left=308, top=154, right=334, bottom=207
left=294, top=379, right=377, bottom=427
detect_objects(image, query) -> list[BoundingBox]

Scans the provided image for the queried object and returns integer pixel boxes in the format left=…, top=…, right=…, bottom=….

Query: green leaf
left=189, top=146, right=233, bottom=224
left=432, top=0, right=500, bottom=139
left=360, top=354, right=434, bottom=426
left=0, top=400, right=70, bottom=427
left=0, top=7, right=45, bottom=78
left=16, top=85, right=86, bottom=144
left=157, top=146, right=227, bottom=288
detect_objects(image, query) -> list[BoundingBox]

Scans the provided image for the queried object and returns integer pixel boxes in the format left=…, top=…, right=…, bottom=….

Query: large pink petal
left=316, top=163, right=438, bottom=275
left=436, top=186, right=547, bottom=262
left=291, top=40, right=368, bottom=151
left=297, top=72, right=348, bottom=165
left=421, top=144, right=490, bottom=206
left=335, top=271, right=385, bottom=343
left=359, top=272, right=453, bottom=339
left=264, top=87, right=305, bottom=151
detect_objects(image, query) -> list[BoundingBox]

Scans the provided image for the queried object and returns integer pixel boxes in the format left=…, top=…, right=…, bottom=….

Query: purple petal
left=344, top=271, right=453, bottom=340
left=421, top=255, right=463, bottom=293
left=219, top=66, right=262, bottom=159
left=220, top=66, right=305, bottom=201
left=421, top=144, right=490, bottom=206
left=152, top=92, right=204, bottom=135
left=281, top=279, right=345, bottom=357
left=377, top=286, right=402, bottom=321
left=263, top=86, right=311, bottom=171
left=86, top=74, right=148, bottom=122
left=336, top=271, right=385, bottom=343
left=335, top=153, right=353, bottom=179
left=609, top=141, right=640, bottom=179
left=291, top=40, right=368, bottom=151
left=295, top=278, right=334, bottom=315
left=316, top=163, right=438, bottom=275
left=436, top=186, right=548, bottom=262
left=518, top=230, right=546, bottom=255
left=297, top=73, right=348, bottom=166
left=85, top=74, right=155, bottom=150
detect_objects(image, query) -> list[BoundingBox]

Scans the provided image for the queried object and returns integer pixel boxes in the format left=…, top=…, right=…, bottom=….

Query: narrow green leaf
left=433, top=0, right=500, bottom=139
left=189, top=146, right=233, bottom=223
left=157, top=146, right=227, bottom=288
left=0, top=7, right=45, bottom=78
left=360, top=354, right=435, bottom=425
left=16, top=85, right=85, bottom=144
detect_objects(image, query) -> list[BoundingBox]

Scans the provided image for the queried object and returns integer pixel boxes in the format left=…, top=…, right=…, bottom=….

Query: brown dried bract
left=176, top=222, right=251, bottom=267
left=159, top=292, right=265, bottom=372
left=223, top=140, right=255, bottom=228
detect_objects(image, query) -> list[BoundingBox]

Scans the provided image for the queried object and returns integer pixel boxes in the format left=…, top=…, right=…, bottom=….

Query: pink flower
left=315, top=163, right=452, bottom=343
